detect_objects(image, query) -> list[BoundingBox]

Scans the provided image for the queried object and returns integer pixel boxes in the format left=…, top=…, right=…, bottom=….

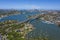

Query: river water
left=0, top=12, right=60, bottom=40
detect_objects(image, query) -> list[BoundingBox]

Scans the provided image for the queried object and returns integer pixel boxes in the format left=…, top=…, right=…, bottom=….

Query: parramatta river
left=0, top=12, right=60, bottom=40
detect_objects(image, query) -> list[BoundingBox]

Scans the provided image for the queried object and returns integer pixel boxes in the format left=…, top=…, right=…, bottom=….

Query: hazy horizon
left=0, top=0, right=60, bottom=10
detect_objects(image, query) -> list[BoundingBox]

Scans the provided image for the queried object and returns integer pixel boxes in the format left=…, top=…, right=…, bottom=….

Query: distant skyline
left=0, top=0, right=60, bottom=10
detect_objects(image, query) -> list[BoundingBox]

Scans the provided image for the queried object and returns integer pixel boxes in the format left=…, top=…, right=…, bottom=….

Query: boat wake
left=42, top=20, right=54, bottom=24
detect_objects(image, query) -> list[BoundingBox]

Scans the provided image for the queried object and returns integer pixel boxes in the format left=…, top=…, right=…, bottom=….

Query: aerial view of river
left=0, top=12, right=60, bottom=40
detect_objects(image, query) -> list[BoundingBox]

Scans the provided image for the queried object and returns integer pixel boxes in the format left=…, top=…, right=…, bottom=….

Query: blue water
left=0, top=12, right=40, bottom=22
left=0, top=12, right=60, bottom=40
left=27, top=19, right=60, bottom=40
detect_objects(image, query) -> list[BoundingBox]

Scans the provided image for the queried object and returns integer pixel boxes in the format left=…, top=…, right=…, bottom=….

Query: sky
left=0, top=0, right=60, bottom=10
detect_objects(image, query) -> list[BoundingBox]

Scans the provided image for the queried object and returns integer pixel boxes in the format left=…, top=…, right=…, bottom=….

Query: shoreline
left=0, top=13, right=21, bottom=18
